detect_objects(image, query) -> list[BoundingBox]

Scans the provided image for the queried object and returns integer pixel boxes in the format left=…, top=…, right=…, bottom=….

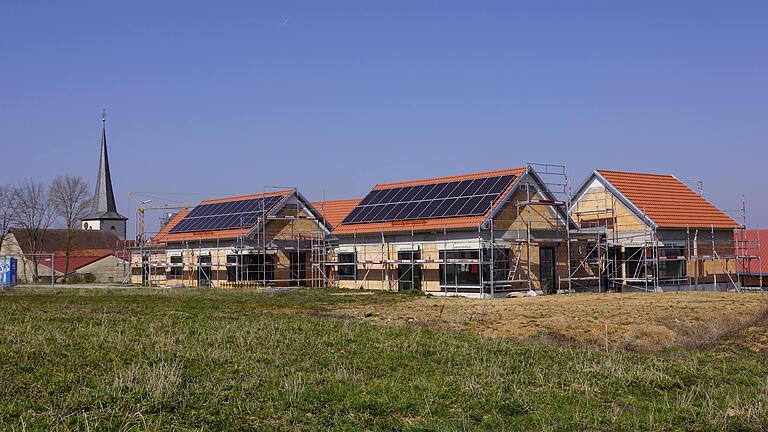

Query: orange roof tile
left=334, top=167, right=525, bottom=235
left=149, top=190, right=292, bottom=244
left=311, top=199, right=362, bottom=230
left=597, top=170, right=740, bottom=229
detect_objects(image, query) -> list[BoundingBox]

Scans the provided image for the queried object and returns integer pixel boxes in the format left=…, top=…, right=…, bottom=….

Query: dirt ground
left=328, top=291, right=768, bottom=351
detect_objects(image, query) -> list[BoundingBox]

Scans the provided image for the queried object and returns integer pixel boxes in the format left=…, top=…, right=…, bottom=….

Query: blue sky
left=1, top=1, right=766, bottom=236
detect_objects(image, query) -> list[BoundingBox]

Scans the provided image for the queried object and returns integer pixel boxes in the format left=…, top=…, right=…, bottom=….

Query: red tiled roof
left=737, top=229, right=768, bottom=275
left=37, top=253, right=118, bottom=274
left=9, top=228, right=123, bottom=253
left=334, top=167, right=526, bottom=235
left=311, top=199, right=362, bottom=230
left=597, top=170, right=740, bottom=229
left=150, top=190, right=292, bottom=244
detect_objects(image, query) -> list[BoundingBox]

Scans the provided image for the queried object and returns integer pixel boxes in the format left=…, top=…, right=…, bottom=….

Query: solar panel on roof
left=341, top=174, right=515, bottom=225
left=169, top=195, right=283, bottom=234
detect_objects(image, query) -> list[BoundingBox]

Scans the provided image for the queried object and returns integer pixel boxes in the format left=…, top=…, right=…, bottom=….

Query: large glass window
left=440, top=249, right=481, bottom=286
left=337, top=252, right=356, bottom=280
left=226, top=253, right=275, bottom=283
left=439, top=248, right=510, bottom=288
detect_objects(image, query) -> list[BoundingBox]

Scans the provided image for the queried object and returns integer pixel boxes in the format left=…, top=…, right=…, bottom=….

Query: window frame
left=337, top=251, right=357, bottom=280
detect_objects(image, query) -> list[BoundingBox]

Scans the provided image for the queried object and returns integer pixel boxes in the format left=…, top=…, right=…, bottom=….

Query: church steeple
left=81, top=111, right=128, bottom=239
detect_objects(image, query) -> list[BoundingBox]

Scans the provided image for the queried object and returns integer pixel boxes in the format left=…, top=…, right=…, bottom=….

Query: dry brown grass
left=325, top=291, right=768, bottom=351
left=112, top=360, right=183, bottom=401
left=661, top=305, right=768, bottom=350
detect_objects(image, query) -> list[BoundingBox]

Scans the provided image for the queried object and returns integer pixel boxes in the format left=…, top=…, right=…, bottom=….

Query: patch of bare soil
left=328, top=292, right=768, bottom=351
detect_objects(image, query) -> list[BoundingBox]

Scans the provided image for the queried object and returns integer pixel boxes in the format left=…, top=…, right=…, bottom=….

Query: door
left=604, top=246, right=623, bottom=291
left=289, top=252, right=309, bottom=286
left=539, top=247, right=556, bottom=293
left=198, top=255, right=212, bottom=287
left=397, top=251, right=422, bottom=291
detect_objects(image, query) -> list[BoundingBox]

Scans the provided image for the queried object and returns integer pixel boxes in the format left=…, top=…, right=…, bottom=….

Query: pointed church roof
left=84, top=114, right=127, bottom=221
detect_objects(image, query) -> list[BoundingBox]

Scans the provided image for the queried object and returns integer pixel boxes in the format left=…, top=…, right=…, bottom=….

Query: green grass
left=1, top=288, right=767, bottom=431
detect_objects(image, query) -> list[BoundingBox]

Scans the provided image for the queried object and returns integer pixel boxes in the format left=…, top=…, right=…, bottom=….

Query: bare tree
left=12, top=179, right=57, bottom=282
left=49, top=176, right=91, bottom=282
left=0, top=184, right=17, bottom=252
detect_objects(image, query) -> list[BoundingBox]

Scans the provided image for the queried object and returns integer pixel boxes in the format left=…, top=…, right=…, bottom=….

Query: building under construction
left=326, top=164, right=574, bottom=297
left=130, top=189, right=332, bottom=287
left=129, top=165, right=762, bottom=295
left=568, top=170, right=754, bottom=292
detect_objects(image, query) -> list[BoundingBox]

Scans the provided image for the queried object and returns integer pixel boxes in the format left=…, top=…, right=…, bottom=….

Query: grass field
left=1, top=288, right=768, bottom=431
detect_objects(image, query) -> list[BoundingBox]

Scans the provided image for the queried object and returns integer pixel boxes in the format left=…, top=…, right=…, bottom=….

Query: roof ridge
left=596, top=169, right=675, bottom=178
left=311, top=198, right=363, bottom=204
left=375, top=167, right=525, bottom=189
left=200, top=189, right=293, bottom=204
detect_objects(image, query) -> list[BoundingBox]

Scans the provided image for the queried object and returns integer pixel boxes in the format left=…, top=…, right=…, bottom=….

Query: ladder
left=507, top=242, right=524, bottom=281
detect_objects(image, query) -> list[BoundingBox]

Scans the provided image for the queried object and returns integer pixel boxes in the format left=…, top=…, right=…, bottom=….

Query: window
left=169, top=255, right=183, bottom=279
left=337, top=252, right=356, bottom=280
left=659, top=247, right=687, bottom=281
left=198, top=255, right=212, bottom=287
left=439, top=248, right=510, bottom=289
left=397, top=250, right=422, bottom=291
left=483, top=248, right=509, bottom=284
left=624, top=247, right=662, bottom=281
left=440, top=249, right=480, bottom=286
left=226, top=253, right=275, bottom=283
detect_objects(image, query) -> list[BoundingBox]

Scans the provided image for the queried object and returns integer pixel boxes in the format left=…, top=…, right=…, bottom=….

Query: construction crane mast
left=128, top=193, right=194, bottom=244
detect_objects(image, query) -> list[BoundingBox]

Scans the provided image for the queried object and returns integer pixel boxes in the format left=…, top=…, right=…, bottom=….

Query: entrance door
left=198, top=255, right=212, bottom=287
left=539, top=247, right=556, bottom=293
left=604, top=246, right=623, bottom=291
left=397, top=250, right=422, bottom=291
left=289, top=252, right=309, bottom=286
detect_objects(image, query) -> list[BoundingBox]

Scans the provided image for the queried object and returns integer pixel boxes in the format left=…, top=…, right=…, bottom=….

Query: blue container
left=1, top=257, right=17, bottom=287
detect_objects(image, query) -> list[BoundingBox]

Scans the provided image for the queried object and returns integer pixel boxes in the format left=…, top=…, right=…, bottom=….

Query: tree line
left=0, top=176, right=91, bottom=282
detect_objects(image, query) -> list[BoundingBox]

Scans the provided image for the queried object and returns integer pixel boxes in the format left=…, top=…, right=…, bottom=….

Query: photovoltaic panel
left=170, top=195, right=283, bottom=233
left=341, top=174, right=516, bottom=225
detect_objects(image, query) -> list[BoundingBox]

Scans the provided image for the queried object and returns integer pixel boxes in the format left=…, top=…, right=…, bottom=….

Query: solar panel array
left=169, top=195, right=283, bottom=233
left=342, top=174, right=516, bottom=225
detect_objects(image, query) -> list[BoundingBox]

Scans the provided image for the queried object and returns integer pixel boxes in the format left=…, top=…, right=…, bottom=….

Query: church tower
left=81, top=112, right=128, bottom=239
